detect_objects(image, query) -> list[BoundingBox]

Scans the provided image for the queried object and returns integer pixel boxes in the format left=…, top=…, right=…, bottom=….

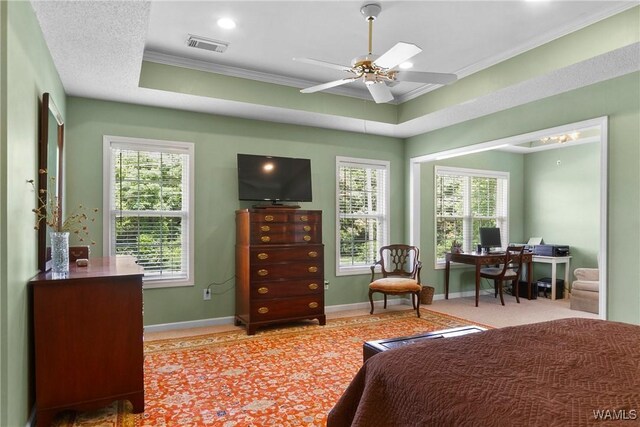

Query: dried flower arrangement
left=451, top=240, right=463, bottom=254
left=32, top=171, right=98, bottom=244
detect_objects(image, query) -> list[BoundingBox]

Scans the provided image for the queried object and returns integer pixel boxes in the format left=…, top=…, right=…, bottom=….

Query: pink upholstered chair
left=369, top=245, right=422, bottom=317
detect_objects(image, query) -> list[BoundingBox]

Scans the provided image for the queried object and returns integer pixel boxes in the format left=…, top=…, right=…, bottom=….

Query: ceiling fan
left=296, top=3, right=458, bottom=104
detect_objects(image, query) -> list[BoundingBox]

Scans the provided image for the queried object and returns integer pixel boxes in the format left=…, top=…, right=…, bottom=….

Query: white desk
left=532, top=255, right=571, bottom=300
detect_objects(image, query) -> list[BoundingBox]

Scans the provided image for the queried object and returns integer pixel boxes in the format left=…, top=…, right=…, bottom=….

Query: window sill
left=143, top=280, right=194, bottom=290
left=336, top=267, right=373, bottom=277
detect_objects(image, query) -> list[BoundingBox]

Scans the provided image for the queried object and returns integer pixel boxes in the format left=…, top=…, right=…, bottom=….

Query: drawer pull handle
left=308, top=283, right=319, bottom=290
left=308, top=251, right=318, bottom=258
left=258, top=307, right=269, bottom=314
left=308, top=266, right=318, bottom=273
left=303, top=235, right=311, bottom=242
left=308, top=302, right=319, bottom=309
left=261, top=236, right=271, bottom=243
left=261, top=225, right=270, bottom=232
left=300, top=215, right=308, bottom=222
left=264, top=215, right=274, bottom=222
left=257, top=253, right=269, bottom=260
left=258, top=287, right=269, bottom=294
left=258, top=269, right=269, bottom=277
left=303, top=225, right=311, bottom=232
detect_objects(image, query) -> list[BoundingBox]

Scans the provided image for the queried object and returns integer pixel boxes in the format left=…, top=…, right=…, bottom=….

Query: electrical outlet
left=203, top=289, right=211, bottom=301
left=324, top=280, right=330, bottom=290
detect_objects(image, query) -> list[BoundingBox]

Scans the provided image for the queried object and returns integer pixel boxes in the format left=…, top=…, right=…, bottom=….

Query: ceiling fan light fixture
left=217, top=17, right=236, bottom=30
left=540, top=132, right=581, bottom=144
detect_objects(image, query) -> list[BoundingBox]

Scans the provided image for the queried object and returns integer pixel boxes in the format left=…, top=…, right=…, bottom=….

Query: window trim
left=103, top=135, right=195, bottom=289
left=434, top=165, right=509, bottom=268
left=335, top=156, right=390, bottom=276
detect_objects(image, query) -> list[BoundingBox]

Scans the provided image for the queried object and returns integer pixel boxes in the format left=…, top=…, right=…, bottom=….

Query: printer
left=533, top=244, right=570, bottom=257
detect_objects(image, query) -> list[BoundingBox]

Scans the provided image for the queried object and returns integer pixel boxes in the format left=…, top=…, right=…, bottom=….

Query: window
left=435, top=166, right=508, bottom=265
left=103, top=136, right=194, bottom=288
left=336, top=157, right=389, bottom=275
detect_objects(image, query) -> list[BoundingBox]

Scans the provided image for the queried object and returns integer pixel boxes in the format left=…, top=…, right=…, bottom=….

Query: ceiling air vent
left=186, top=34, right=229, bottom=53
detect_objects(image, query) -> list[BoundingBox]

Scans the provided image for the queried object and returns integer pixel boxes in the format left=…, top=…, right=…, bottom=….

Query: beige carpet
left=427, top=293, right=599, bottom=328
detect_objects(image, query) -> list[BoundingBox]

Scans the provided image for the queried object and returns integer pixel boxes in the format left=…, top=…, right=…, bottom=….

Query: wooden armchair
left=369, top=245, right=422, bottom=317
left=479, top=245, right=525, bottom=305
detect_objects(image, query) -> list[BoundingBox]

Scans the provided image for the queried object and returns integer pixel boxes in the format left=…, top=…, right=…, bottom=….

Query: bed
left=328, top=318, right=640, bottom=426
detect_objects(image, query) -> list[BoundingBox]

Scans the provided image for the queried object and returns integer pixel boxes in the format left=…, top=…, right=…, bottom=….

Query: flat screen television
left=479, top=227, right=502, bottom=252
left=237, top=154, right=312, bottom=203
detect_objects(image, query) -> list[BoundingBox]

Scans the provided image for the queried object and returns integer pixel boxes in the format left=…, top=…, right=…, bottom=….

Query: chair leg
left=369, top=289, right=375, bottom=314
left=498, top=281, right=505, bottom=306
left=411, top=293, right=416, bottom=309
left=494, top=280, right=498, bottom=298
left=513, top=280, right=520, bottom=303
left=415, top=291, right=421, bottom=318
left=383, top=294, right=388, bottom=309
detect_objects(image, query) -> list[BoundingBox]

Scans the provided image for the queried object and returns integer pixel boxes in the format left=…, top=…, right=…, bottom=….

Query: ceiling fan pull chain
left=368, top=17, right=373, bottom=55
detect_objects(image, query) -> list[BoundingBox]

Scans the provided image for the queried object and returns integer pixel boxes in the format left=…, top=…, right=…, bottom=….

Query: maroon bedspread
left=328, top=318, right=640, bottom=426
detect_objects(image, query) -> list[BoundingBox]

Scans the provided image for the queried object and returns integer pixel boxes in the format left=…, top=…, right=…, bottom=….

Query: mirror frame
left=37, top=92, right=64, bottom=272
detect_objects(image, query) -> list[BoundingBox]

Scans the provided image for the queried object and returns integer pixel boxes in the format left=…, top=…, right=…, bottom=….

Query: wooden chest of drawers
left=235, top=208, right=326, bottom=335
left=29, top=257, right=144, bottom=426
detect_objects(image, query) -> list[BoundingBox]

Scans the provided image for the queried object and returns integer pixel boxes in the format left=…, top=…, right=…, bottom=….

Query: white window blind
left=435, top=166, right=508, bottom=265
left=104, top=136, right=194, bottom=287
left=336, top=157, right=390, bottom=275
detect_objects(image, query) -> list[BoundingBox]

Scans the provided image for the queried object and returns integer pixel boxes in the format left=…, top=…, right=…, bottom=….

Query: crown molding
left=394, top=2, right=639, bottom=104
left=143, top=50, right=379, bottom=102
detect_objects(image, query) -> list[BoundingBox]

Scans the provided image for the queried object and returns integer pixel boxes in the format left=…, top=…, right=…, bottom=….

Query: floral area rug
left=53, top=309, right=485, bottom=426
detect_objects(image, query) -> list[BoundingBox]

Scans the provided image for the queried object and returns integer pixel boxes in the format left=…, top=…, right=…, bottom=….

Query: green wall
left=65, top=97, right=405, bottom=326
left=419, top=151, right=525, bottom=295
left=524, top=142, right=600, bottom=281
left=1, top=2, right=66, bottom=425
left=407, top=72, right=640, bottom=324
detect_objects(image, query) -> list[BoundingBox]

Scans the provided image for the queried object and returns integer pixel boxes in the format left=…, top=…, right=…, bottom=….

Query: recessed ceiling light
left=399, top=62, right=413, bottom=69
left=217, top=17, right=236, bottom=30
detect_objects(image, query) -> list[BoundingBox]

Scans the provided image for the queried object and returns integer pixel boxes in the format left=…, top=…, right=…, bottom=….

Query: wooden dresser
left=29, top=256, right=144, bottom=426
left=235, top=208, right=326, bottom=335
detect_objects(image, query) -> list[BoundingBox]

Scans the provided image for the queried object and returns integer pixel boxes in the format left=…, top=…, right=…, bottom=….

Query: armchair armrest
left=574, top=268, right=599, bottom=281
left=415, top=260, right=422, bottom=284
left=370, top=260, right=382, bottom=282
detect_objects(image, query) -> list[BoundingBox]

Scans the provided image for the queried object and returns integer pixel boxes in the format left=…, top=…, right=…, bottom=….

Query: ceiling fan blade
left=367, top=82, right=394, bottom=104
left=300, top=77, right=358, bottom=94
left=294, top=57, right=352, bottom=72
left=395, top=71, right=458, bottom=85
left=374, top=42, right=422, bottom=69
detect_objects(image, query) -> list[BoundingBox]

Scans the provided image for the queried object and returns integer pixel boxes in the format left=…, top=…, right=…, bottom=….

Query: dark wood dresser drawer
left=251, top=296, right=324, bottom=321
left=249, top=212, right=289, bottom=223
left=289, top=212, right=321, bottom=224
left=250, top=279, right=323, bottom=299
left=250, top=245, right=323, bottom=264
left=250, top=224, right=321, bottom=244
left=250, top=211, right=321, bottom=225
left=250, top=262, right=323, bottom=281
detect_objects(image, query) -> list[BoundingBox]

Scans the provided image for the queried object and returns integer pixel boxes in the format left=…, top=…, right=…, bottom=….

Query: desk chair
left=480, top=245, right=525, bottom=305
left=369, top=244, right=422, bottom=317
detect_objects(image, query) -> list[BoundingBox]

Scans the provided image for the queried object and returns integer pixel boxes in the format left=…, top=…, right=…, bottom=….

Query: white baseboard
left=144, top=315, right=236, bottom=333
left=143, top=292, right=479, bottom=333
left=144, top=298, right=409, bottom=333
left=25, top=408, right=35, bottom=427
left=438, top=290, right=480, bottom=299
left=324, top=298, right=406, bottom=313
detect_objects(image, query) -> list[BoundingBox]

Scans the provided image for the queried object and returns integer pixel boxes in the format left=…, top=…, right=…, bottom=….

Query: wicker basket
left=420, top=285, right=435, bottom=305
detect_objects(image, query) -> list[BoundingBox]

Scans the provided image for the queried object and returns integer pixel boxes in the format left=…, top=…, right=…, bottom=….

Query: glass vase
left=51, top=231, right=70, bottom=275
